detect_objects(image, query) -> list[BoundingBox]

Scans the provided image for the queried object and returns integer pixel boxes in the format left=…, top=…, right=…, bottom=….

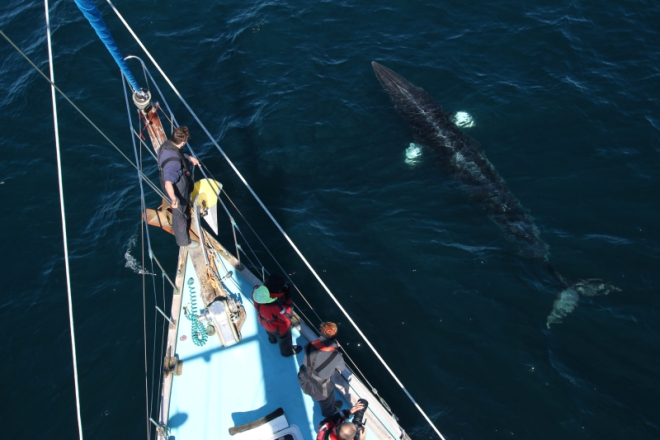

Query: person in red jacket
left=252, top=273, right=302, bottom=357
left=316, top=400, right=368, bottom=440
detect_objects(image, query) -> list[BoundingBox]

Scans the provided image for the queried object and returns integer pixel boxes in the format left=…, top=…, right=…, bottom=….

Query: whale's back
left=372, top=61, right=548, bottom=258
left=372, top=62, right=477, bottom=160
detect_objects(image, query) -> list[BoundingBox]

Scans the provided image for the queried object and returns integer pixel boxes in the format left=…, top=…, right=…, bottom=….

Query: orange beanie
left=320, top=322, right=338, bottom=339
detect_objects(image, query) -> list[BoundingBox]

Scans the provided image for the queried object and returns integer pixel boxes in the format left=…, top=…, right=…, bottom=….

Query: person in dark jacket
left=298, top=322, right=346, bottom=417
left=158, top=126, right=200, bottom=248
left=316, top=400, right=368, bottom=440
left=252, top=273, right=302, bottom=357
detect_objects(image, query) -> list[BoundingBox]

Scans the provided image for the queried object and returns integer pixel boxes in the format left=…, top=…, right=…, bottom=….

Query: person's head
left=171, top=126, right=190, bottom=146
left=336, top=422, right=358, bottom=440
left=264, top=273, right=287, bottom=293
left=319, top=322, right=338, bottom=340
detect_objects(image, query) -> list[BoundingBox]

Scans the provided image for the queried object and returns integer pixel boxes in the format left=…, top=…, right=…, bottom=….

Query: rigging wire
left=236, top=246, right=259, bottom=273
left=0, top=27, right=185, bottom=439
left=139, top=194, right=151, bottom=440
left=157, top=272, right=168, bottom=423
left=123, top=73, right=170, bottom=432
left=132, top=129, right=158, bottom=162
left=290, top=303, right=389, bottom=415
left=125, top=53, right=327, bottom=431
left=147, top=233, right=161, bottom=426
left=214, top=185, right=376, bottom=393
left=219, top=190, right=327, bottom=322
left=43, top=2, right=84, bottom=438
left=233, top=226, right=266, bottom=271
left=0, top=27, right=198, bottom=242
left=143, top=148, right=163, bottom=427
left=122, top=75, right=154, bottom=440
left=123, top=56, right=226, bottom=212
left=0, top=30, right=172, bottom=202
left=206, top=233, right=381, bottom=411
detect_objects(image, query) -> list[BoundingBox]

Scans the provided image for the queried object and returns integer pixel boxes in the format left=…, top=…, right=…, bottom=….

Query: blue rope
left=73, top=0, right=141, bottom=92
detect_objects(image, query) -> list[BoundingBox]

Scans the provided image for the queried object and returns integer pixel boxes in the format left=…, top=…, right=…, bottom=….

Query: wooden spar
left=139, top=100, right=168, bottom=210
left=144, top=206, right=173, bottom=235
left=144, top=206, right=199, bottom=242
left=140, top=102, right=169, bottom=152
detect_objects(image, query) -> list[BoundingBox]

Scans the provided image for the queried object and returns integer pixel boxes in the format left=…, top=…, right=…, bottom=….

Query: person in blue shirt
left=158, top=126, right=200, bottom=248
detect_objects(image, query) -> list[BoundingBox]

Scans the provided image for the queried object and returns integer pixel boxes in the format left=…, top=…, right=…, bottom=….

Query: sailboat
left=1, top=1, right=447, bottom=439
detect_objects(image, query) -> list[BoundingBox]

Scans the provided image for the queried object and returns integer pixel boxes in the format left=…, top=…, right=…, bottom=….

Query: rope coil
left=185, top=277, right=208, bottom=347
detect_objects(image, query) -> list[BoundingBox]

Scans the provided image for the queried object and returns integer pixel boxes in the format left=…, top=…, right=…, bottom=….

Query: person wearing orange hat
left=252, top=273, right=302, bottom=357
left=298, top=322, right=346, bottom=417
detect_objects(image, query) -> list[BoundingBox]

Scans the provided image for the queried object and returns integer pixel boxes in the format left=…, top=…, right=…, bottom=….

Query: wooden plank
left=141, top=102, right=168, bottom=152
left=145, top=204, right=200, bottom=242
left=145, top=207, right=174, bottom=236
left=186, top=241, right=217, bottom=306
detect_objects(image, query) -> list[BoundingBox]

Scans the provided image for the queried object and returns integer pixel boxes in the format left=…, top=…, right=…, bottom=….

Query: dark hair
left=265, top=273, right=287, bottom=293
left=171, top=126, right=190, bottom=144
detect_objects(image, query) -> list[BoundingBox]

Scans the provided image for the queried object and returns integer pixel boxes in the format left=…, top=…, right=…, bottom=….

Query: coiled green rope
left=185, top=277, right=208, bottom=346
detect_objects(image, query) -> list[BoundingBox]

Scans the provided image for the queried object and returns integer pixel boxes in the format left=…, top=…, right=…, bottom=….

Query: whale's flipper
left=546, top=287, right=579, bottom=328
left=546, top=280, right=621, bottom=328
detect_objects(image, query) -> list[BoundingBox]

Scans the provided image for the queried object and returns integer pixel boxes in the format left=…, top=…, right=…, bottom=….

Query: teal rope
left=185, top=278, right=207, bottom=346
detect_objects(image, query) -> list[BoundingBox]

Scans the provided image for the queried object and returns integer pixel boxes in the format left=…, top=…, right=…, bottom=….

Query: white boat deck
left=161, top=242, right=404, bottom=440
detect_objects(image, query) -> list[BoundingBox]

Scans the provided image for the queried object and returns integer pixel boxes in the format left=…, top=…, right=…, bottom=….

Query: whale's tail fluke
left=546, top=280, right=620, bottom=328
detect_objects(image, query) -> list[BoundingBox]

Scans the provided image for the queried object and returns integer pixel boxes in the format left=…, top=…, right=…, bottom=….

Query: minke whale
left=372, top=61, right=619, bottom=327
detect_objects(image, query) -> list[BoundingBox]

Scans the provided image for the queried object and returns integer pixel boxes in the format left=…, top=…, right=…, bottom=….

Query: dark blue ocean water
left=1, top=0, right=659, bottom=439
